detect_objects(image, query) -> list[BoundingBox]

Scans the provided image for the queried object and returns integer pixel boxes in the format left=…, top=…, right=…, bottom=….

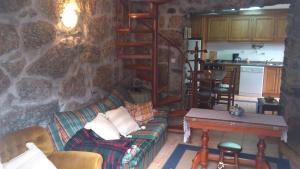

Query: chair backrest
left=200, top=63, right=225, bottom=71
left=229, top=68, right=238, bottom=92
left=198, top=70, right=213, bottom=91
left=0, top=126, right=55, bottom=162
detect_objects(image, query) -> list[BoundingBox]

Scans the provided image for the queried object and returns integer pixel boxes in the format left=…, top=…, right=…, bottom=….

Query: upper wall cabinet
left=228, top=16, right=252, bottom=41
left=252, top=16, right=275, bottom=41
left=192, top=10, right=288, bottom=42
left=274, top=15, right=288, bottom=42
left=191, top=16, right=203, bottom=38
left=207, top=16, right=229, bottom=41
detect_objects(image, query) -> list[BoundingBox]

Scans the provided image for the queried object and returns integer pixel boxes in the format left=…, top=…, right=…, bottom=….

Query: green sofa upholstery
left=48, top=88, right=167, bottom=169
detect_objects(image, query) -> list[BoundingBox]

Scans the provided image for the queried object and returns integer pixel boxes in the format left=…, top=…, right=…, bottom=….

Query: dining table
left=184, top=108, right=288, bottom=169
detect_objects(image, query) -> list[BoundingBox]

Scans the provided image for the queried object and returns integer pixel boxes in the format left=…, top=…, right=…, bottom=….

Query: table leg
left=188, top=129, right=192, bottom=144
left=191, top=129, right=209, bottom=169
left=255, top=138, right=271, bottom=169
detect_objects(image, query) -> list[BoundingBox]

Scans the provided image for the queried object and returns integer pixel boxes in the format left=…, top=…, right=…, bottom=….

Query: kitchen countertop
left=218, top=61, right=283, bottom=67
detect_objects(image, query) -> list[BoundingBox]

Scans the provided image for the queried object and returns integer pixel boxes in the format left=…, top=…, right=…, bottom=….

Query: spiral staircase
left=116, top=0, right=190, bottom=132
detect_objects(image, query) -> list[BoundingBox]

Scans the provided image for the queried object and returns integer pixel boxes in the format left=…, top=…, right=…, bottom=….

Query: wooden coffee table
left=184, top=108, right=288, bottom=169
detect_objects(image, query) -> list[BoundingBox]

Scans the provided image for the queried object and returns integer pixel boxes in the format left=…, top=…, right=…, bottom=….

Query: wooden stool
left=217, top=142, right=242, bottom=169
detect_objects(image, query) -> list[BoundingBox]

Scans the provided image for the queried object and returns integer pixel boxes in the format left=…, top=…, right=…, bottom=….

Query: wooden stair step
left=117, top=28, right=152, bottom=34
left=129, top=12, right=152, bottom=19
left=158, top=96, right=181, bottom=106
left=168, top=109, right=187, bottom=117
left=137, top=74, right=152, bottom=81
left=168, top=125, right=184, bottom=133
left=116, top=41, right=152, bottom=47
left=118, top=54, right=152, bottom=59
left=125, top=64, right=152, bottom=71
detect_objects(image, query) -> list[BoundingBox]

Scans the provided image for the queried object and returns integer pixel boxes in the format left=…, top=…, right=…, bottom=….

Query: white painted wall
left=206, top=42, right=285, bottom=62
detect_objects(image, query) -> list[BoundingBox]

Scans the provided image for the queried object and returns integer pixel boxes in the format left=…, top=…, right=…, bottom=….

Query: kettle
left=232, top=53, right=241, bottom=63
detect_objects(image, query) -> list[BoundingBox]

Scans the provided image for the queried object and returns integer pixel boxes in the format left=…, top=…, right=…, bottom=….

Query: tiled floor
left=148, top=130, right=281, bottom=169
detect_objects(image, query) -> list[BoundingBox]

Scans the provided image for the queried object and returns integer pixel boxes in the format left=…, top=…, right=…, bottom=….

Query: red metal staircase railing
left=116, top=0, right=194, bottom=131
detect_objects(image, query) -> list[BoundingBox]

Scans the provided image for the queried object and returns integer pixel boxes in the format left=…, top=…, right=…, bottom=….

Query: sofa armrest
left=48, top=151, right=103, bottom=169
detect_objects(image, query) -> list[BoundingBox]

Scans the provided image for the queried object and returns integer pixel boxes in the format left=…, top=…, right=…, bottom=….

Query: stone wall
left=0, top=0, right=122, bottom=136
left=280, top=0, right=300, bottom=130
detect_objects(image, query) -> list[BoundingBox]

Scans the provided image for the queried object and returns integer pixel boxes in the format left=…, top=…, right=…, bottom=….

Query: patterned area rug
left=163, top=144, right=291, bottom=169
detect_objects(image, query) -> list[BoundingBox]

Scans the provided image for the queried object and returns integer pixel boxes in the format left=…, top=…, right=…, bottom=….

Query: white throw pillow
left=106, top=106, right=140, bottom=136
left=3, top=142, right=57, bottom=169
left=84, top=113, right=120, bottom=140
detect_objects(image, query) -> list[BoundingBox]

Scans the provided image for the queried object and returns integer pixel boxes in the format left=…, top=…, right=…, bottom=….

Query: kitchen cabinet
left=252, top=16, right=275, bottom=41
left=207, top=16, right=229, bottom=41
left=191, top=16, right=208, bottom=60
left=274, top=15, right=288, bottom=41
left=192, top=10, right=288, bottom=42
left=263, top=66, right=282, bottom=97
left=228, top=16, right=252, bottom=41
left=191, top=16, right=203, bottom=38
left=223, top=64, right=240, bottom=94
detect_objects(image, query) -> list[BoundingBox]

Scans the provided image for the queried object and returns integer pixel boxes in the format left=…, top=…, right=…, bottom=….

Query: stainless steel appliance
left=239, top=66, right=264, bottom=97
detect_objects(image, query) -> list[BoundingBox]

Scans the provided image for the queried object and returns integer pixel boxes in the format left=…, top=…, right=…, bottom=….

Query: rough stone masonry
left=0, top=0, right=123, bottom=136
left=0, top=0, right=299, bottom=138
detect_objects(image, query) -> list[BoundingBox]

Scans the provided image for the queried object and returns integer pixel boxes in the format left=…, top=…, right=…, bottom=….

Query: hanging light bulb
left=61, top=0, right=79, bottom=29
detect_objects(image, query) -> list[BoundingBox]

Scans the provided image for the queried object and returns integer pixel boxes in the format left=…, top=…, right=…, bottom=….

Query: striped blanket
left=64, top=129, right=133, bottom=169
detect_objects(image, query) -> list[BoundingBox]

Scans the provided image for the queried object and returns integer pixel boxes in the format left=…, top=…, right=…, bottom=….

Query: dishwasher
left=239, top=66, right=264, bottom=97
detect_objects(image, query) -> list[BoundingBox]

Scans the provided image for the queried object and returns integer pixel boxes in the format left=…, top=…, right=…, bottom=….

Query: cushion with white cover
left=106, top=106, right=140, bottom=136
left=84, top=113, right=120, bottom=140
left=3, top=142, right=57, bottom=169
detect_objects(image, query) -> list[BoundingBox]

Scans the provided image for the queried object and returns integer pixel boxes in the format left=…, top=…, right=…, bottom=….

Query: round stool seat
left=217, top=142, right=242, bottom=169
left=218, top=142, right=242, bottom=153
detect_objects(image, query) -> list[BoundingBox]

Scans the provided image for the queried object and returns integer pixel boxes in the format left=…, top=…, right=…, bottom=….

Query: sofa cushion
left=123, top=125, right=167, bottom=169
left=48, top=103, right=108, bottom=151
left=127, top=117, right=167, bottom=142
left=122, top=139, right=153, bottom=168
left=105, top=107, right=140, bottom=137
left=3, top=143, right=57, bottom=169
left=125, top=101, right=154, bottom=125
left=84, top=113, right=120, bottom=140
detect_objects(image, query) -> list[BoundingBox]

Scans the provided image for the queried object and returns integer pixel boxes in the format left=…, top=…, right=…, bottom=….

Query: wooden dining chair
left=201, top=62, right=225, bottom=71
left=214, top=68, right=237, bottom=110
left=197, top=70, right=215, bottom=109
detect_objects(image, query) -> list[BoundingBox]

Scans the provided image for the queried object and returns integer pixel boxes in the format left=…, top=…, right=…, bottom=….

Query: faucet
left=265, top=58, right=273, bottom=64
